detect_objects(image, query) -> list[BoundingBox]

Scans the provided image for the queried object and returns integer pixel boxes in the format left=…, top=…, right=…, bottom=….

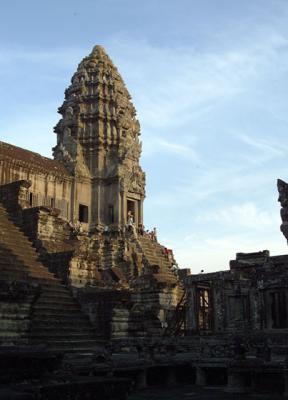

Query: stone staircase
left=137, top=235, right=178, bottom=284
left=0, top=202, right=104, bottom=371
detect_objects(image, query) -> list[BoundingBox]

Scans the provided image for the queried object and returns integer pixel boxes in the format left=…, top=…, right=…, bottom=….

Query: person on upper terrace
left=127, top=211, right=133, bottom=228
left=127, top=211, right=137, bottom=237
left=171, top=262, right=179, bottom=276
left=138, top=224, right=144, bottom=235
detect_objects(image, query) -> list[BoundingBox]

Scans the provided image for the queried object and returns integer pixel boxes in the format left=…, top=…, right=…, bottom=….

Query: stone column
left=116, top=192, right=121, bottom=226
left=136, top=369, right=147, bottom=389
left=226, top=369, right=247, bottom=393
left=196, top=367, right=207, bottom=386
left=284, top=370, right=288, bottom=397
left=123, top=193, right=127, bottom=225
left=89, top=188, right=95, bottom=228
left=185, top=286, right=197, bottom=333
left=139, top=199, right=143, bottom=226
left=134, top=200, right=139, bottom=227
left=250, top=371, right=258, bottom=392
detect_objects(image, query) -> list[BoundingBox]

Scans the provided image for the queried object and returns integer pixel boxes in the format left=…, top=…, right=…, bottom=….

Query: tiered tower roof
left=53, top=45, right=144, bottom=189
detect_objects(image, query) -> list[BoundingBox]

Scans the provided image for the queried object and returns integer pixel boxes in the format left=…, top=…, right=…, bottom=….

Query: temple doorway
left=127, top=200, right=135, bottom=222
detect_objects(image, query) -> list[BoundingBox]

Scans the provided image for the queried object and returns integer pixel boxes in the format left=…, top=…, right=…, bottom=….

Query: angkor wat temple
left=1, top=45, right=288, bottom=399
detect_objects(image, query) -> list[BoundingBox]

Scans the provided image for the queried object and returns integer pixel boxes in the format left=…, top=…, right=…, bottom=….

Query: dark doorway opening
left=206, top=367, right=227, bottom=386
left=147, top=367, right=167, bottom=386
left=79, top=204, right=89, bottom=223
left=108, top=205, right=114, bottom=223
left=127, top=200, right=135, bottom=221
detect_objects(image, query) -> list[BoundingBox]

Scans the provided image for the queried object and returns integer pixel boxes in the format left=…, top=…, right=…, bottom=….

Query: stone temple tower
left=0, top=44, right=182, bottom=339
left=53, top=45, right=145, bottom=231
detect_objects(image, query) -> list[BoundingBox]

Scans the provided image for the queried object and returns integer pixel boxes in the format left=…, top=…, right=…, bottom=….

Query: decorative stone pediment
left=119, top=165, right=145, bottom=196
left=53, top=129, right=90, bottom=178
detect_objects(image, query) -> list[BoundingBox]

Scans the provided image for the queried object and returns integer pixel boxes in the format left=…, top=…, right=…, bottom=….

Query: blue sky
left=1, top=0, right=288, bottom=272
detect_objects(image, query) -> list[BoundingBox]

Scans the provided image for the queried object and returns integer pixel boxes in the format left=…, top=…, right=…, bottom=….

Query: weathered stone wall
left=185, top=251, right=288, bottom=339
left=0, top=150, right=73, bottom=221
left=0, top=180, right=31, bottom=224
left=20, top=207, right=74, bottom=283
left=62, top=230, right=183, bottom=339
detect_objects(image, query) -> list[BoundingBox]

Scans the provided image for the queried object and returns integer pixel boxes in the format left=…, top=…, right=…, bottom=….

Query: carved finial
left=277, top=179, right=288, bottom=207
left=90, top=45, right=107, bottom=58
left=277, top=178, right=288, bottom=243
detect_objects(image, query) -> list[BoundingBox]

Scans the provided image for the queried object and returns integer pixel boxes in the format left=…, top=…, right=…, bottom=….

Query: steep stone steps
left=137, top=236, right=178, bottom=283
left=36, top=293, right=78, bottom=303
left=47, top=340, right=100, bottom=350
left=0, top=202, right=102, bottom=371
left=30, top=332, right=96, bottom=341
left=0, top=269, right=29, bottom=280
left=32, top=319, right=92, bottom=330
left=33, top=303, right=82, bottom=311
left=31, top=326, right=96, bottom=335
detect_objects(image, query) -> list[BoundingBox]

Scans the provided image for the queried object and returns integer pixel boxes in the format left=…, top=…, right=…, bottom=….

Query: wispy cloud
left=109, top=30, right=288, bottom=132
left=197, top=202, right=279, bottom=229
left=148, top=162, right=278, bottom=208
left=0, top=47, right=86, bottom=71
left=143, top=136, right=201, bottom=162
left=238, top=133, right=285, bottom=157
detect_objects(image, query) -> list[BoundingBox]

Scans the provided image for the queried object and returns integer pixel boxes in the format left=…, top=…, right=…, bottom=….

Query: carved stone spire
left=278, top=179, right=288, bottom=242
left=53, top=45, right=145, bottom=229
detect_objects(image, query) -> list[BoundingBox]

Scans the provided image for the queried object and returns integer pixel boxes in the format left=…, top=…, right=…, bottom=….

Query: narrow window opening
left=197, top=288, right=213, bottom=331
left=29, top=193, right=33, bottom=206
left=79, top=204, right=88, bottom=223
left=108, top=205, right=114, bottom=223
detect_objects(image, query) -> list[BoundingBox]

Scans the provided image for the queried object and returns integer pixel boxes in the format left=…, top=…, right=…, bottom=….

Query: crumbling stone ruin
left=1, top=45, right=288, bottom=399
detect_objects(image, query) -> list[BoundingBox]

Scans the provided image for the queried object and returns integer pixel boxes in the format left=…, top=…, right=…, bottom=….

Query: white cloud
left=166, top=232, right=288, bottom=273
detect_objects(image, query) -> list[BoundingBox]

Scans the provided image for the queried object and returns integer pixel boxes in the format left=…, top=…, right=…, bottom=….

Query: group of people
left=127, top=211, right=158, bottom=242
left=68, top=219, right=84, bottom=235
left=139, top=225, right=157, bottom=242
left=145, top=227, right=157, bottom=241
left=163, top=247, right=174, bottom=262
left=69, top=211, right=159, bottom=245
